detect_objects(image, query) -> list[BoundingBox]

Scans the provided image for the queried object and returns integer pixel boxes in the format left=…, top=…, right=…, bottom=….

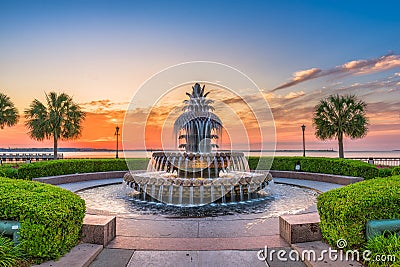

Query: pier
left=0, top=153, right=63, bottom=162
left=349, top=157, right=400, bottom=167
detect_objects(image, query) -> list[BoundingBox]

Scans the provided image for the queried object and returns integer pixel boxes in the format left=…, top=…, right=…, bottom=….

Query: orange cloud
left=273, top=68, right=322, bottom=91
left=273, top=53, right=400, bottom=91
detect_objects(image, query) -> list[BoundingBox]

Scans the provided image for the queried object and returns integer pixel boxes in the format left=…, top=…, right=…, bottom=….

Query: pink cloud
left=273, top=53, right=400, bottom=91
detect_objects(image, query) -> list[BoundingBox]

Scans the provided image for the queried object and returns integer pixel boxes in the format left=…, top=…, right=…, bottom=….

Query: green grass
left=0, top=235, right=24, bottom=267
left=364, top=233, right=400, bottom=266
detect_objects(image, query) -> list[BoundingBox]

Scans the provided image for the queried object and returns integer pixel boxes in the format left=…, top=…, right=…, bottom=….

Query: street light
left=301, top=124, right=306, bottom=157
left=115, top=126, right=120, bottom=159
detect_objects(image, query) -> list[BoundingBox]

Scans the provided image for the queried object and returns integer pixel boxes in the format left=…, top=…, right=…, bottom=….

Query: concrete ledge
left=268, top=170, right=363, bottom=185
left=280, top=213, right=322, bottom=244
left=32, top=243, right=103, bottom=267
left=82, top=214, right=116, bottom=246
left=33, top=170, right=362, bottom=186
left=33, top=171, right=128, bottom=185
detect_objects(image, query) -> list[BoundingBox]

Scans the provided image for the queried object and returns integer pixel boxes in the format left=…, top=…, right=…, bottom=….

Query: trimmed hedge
left=248, top=156, right=380, bottom=179
left=16, top=158, right=148, bottom=180
left=0, top=177, right=85, bottom=261
left=377, top=167, right=394, bottom=178
left=3, top=157, right=380, bottom=180
left=392, top=166, right=400, bottom=176
left=0, top=165, right=18, bottom=179
left=317, top=175, right=400, bottom=250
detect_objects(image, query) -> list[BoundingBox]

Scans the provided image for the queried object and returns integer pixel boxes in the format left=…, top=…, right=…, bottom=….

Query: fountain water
left=123, top=83, right=272, bottom=206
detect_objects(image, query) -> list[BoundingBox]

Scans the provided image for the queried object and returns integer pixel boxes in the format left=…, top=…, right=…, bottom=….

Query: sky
left=0, top=0, right=399, bottom=151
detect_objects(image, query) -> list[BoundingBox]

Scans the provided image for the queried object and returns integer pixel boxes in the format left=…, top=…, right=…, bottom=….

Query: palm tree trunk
left=338, top=132, right=344, bottom=158
left=53, top=134, right=58, bottom=160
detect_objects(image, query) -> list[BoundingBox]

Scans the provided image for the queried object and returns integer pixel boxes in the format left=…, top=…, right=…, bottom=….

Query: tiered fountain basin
left=123, top=171, right=272, bottom=206
left=148, top=151, right=251, bottom=178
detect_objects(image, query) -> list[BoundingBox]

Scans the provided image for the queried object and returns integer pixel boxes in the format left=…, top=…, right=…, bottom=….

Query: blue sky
left=0, top=0, right=399, bottom=150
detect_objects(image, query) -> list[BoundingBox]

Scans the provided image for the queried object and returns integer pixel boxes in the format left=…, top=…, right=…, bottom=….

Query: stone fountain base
left=123, top=171, right=272, bottom=206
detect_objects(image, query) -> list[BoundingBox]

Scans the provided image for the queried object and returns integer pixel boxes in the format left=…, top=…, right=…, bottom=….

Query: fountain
left=123, top=83, right=272, bottom=206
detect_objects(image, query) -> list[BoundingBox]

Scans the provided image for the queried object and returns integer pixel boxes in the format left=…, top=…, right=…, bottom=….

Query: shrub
left=364, top=232, right=400, bottom=266
left=392, top=167, right=400, bottom=176
left=0, top=177, right=85, bottom=261
left=0, top=235, right=23, bottom=267
left=377, top=167, right=394, bottom=178
left=317, top=175, right=400, bottom=250
left=0, top=166, right=18, bottom=179
left=248, top=156, right=379, bottom=179
left=16, top=158, right=148, bottom=180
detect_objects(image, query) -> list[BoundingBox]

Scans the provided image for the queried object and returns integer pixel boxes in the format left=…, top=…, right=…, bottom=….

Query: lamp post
left=301, top=124, right=306, bottom=157
left=115, top=126, right=120, bottom=159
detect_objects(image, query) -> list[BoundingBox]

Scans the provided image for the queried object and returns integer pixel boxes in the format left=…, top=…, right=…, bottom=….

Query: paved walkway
left=51, top=177, right=360, bottom=267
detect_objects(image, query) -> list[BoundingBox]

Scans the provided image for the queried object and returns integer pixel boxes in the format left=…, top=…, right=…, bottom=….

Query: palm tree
left=25, top=92, right=86, bottom=159
left=0, top=93, right=19, bottom=129
left=313, top=94, right=368, bottom=158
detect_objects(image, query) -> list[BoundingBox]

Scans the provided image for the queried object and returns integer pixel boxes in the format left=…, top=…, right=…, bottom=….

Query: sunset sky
left=0, top=0, right=399, bottom=151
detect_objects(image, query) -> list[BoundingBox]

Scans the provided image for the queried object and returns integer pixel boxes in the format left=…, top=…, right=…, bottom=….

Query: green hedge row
left=12, top=158, right=148, bottom=180
left=317, top=175, right=400, bottom=250
left=0, top=157, right=385, bottom=180
left=0, top=165, right=18, bottom=179
left=248, top=156, right=380, bottom=179
left=0, top=177, right=86, bottom=261
left=392, top=166, right=400, bottom=176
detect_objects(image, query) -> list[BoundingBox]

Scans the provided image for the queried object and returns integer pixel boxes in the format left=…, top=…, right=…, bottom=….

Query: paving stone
left=116, top=218, right=199, bottom=238
left=127, top=250, right=268, bottom=267
left=128, top=251, right=198, bottom=267
left=32, top=243, right=103, bottom=267
left=107, top=235, right=288, bottom=250
left=198, top=250, right=267, bottom=267
left=263, top=247, right=306, bottom=267
left=89, top=248, right=134, bottom=267
left=198, top=217, right=279, bottom=238
left=291, top=241, right=364, bottom=267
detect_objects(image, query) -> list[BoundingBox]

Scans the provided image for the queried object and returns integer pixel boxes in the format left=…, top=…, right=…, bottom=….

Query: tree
left=25, top=92, right=86, bottom=159
left=0, top=93, right=19, bottom=129
left=313, top=94, right=368, bottom=158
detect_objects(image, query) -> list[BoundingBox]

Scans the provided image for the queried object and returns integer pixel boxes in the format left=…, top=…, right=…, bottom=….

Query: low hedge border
left=392, top=166, right=400, bottom=176
left=0, top=177, right=86, bottom=262
left=317, top=175, right=400, bottom=251
left=8, top=158, right=148, bottom=180
left=0, top=157, right=383, bottom=180
left=248, top=156, right=380, bottom=179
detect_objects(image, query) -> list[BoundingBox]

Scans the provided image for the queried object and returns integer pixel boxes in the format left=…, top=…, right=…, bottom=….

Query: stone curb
left=33, top=171, right=131, bottom=185
left=34, top=170, right=363, bottom=186
left=32, top=243, right=103, bottom=267
left=265, top=170, right=363, bottom=185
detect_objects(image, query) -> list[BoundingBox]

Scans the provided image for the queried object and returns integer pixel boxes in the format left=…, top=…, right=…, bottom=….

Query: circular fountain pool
left=77, top=182, right=318, bottom=218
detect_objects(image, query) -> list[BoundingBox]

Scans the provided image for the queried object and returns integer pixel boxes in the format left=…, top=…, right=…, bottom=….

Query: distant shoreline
left=2, top=148, right=400, bottom=153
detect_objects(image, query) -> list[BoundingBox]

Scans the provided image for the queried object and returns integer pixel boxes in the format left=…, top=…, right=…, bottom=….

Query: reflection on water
left=77, top=183, right=318, bottom=218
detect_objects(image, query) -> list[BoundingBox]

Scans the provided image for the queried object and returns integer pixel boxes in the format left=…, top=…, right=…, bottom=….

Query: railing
left=0, top=153, right=63, bottom=162
left=349, top=158, right=400, bottom=167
